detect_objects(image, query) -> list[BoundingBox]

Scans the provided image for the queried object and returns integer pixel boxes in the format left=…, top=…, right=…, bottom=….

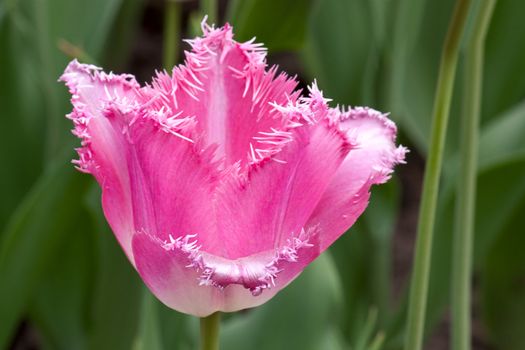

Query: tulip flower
left=60, top=21, right=406, bottom=317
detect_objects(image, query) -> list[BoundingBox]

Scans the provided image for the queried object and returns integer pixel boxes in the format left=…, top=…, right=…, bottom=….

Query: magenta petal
left=126, top=120, right=221, bottom=251
left=60, top=60, right=142, bottom=262
left=132, top=232, right=317, bottom=316
left=145, top=22, right=299, bottom=166
left=307, top=107, right=407, bottom=250
left=214, top=122, right=351, bottom=259
left=132, top=232, right=219, bottom=316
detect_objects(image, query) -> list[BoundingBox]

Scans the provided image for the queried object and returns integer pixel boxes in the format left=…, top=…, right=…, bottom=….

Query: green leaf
left=481, top=193, right=525, bottom=350
left=387, top=0, right=427, bottom=114
left=133, top=291, right=164, bottom=350
left=303, top=0, right=374, bottom=105
left=0, top=6, right=47, bottom=226
left=29, top=211, right=95, bottom=350
left=478, top=100, right=525, bottom=170
left=227, top=0, right=313, bottom=52
left=157, top=300, right=195, bottom=350
left=389, top=0, right=525, bottom=156
left=0, top=160, right=90, bottom=348
left=86, top=186, right=143, bottom=350
left=482, top=0, right=525, bottom=123
left=330, top=180, right=400, bottom=346
left=0, top=0, right=134, bottom=227
left=101, top=0, right=144, bottom=70
left=392, top=0, right=457, bottom=154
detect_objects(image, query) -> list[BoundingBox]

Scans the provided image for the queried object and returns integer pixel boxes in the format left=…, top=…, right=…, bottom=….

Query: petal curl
left=60, top=60, right=142, bottom=261
left=132, top=233, right=277, bottom=316
left=132, top=229, right=320, bottom=316
left=213, top=120, right=351, bottom=259
left=306, top=106, right=407, bottom=250
left=144, top=21, right=299, bottom=167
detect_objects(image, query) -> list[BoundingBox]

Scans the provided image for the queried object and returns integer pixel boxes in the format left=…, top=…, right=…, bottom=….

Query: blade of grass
left=404, top=0, right=473, bottom=349
left=451, top=1, right=497, bottom=349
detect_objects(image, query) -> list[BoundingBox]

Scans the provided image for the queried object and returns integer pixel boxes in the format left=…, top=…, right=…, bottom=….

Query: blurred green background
left=1, top=0, right=524, bottom=349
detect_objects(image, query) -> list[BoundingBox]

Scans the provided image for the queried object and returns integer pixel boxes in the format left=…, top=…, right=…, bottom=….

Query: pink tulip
left=60, top=21, right=406, bottom=317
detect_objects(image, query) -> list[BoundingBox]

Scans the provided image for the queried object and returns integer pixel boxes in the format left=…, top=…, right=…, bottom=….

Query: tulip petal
left=60, top=60, right=142, bottom=261
left=132, top=232, right=281, bottom=316
left=213, top=121, right=351, bottom=259
left=126, top=119, right=221, bottom=251
left=145, top=21, right=299, bottom=167
left=132, top=228, right=320, bottom=316
left=307, top=107, right=407, bottom=250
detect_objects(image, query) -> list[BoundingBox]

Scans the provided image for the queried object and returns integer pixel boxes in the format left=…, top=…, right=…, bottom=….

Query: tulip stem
left=451, top=1, right=497, bottom=350
left=404, top=0, right=473, bottom=349
left=200, top=312, right=221, bottom=350
left=163, top=0, right=181, bottom=70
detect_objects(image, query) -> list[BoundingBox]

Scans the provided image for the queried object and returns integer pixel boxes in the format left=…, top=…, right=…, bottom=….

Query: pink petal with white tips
left=307, top=105, right=407, bottom=251
left=61, top=20, right=406, bottom=317
left=145, top=21, right=299, bottom=167
left=213, top=122, right=351, bottom=259
left=60, top=60, right=142, bottom=262
left=126, top=117, right=236, bottom=256
left=132, top=228, right=320, bottom=316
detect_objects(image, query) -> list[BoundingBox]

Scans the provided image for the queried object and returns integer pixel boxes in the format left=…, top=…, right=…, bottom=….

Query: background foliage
left=0, top=0, right=524, bottom=349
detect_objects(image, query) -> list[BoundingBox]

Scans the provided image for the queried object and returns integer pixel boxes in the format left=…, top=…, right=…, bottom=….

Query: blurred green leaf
left=354, top=309, right=379, bottom=350
left=157, top=299, right=195, bottom=350
left=329, top=180, right=400, bottom=347
left=481, top=192, right=525, bottom=350
left=133, top=291, right=164, bottom=350
left=482, top=0, right=525, bottom=123
left=0, top=0, right=142, bottom=345
left=227, top=0, right=312, bottom=52
left=388, top=0, right=525, bottom=157
left=0, top=160, right=90, bottom=348
left=86, top=186, right=143, bottom=350
left=100, top=0, right=143, bottom=70
left=472, top=159, right=525, bottom=262
left=0, top=0, right=133, bottom=229
left=220, top=253, right=345, bottom=350
left=29, top=211, right=95, bottom=350
left=364, top=180, right=400, bottom=323
left=303, top=0, right=373, bottom=105
left=478, top=100, right=525, bottom=170
left=0, top=4, right=47, bottom=227
left=392, top=0, right=456, bottom=155
left=387, top=0, right=427, bottom=113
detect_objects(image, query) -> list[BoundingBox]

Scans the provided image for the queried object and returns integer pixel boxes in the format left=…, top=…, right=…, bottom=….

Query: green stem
left=163, top=0, right=180, bottom=70
left=404, top=0, right=473, bottom=349
left=451, top=1, right=497, bottom=349
left=201, top=0, right=218, bottom=25
left=200, top=312, right=220, bottom=350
